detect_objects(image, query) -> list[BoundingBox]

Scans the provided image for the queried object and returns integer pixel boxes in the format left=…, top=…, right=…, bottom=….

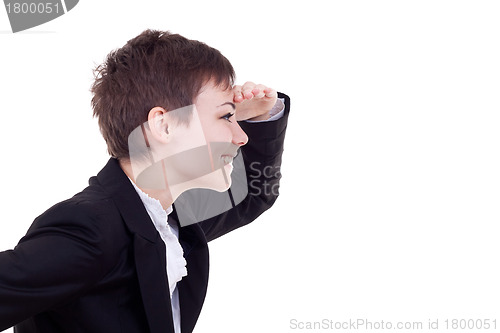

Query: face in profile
left=128, top=81, right=248, bottom=196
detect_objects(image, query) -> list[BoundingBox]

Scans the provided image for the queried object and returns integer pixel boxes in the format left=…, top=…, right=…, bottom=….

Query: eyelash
left=221, top=112, right=234, bottom=123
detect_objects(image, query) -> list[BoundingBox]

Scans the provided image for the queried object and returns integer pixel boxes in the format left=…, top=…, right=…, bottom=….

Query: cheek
left=202, top=122, right=233, bottom=143
left=167, top=124, right=206, bottom=156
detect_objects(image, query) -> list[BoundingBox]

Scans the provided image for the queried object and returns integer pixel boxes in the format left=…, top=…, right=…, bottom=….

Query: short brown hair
left=91, top=29, right=235, bottom=159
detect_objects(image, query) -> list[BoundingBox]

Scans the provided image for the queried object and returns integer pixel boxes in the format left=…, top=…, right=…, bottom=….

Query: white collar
left=129, top=179, right=187, bottom=296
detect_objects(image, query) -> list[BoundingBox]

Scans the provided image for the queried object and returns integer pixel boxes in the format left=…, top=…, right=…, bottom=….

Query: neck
left=119, top=159, right=178, bottom=210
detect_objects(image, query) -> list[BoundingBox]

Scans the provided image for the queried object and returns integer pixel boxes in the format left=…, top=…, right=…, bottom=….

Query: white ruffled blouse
left=130, top=179, right=186, bottom=333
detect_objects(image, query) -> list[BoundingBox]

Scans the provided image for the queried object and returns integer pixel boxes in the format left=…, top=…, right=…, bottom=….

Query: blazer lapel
left=95, top=158, right=174, bottom=333
left=133, top=234, right=174, bottom=333
left=170, top=210, right=210, bottom=333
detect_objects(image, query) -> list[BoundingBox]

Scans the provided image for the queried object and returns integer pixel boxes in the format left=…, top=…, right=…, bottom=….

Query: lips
left=210, top=142, right=239, bottom=169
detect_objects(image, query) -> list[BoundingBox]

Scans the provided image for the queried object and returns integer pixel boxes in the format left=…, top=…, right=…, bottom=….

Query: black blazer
left=0, top=93, right=290, bottom=333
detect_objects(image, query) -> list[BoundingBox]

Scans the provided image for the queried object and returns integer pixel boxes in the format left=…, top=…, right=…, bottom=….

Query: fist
left=233, top=82, right=278, bottom=121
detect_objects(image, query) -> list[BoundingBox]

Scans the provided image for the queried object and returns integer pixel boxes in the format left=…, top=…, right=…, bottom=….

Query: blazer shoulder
left=23, top=183, right=130, bottom=267
left=30, top=182, right=118, bottom=229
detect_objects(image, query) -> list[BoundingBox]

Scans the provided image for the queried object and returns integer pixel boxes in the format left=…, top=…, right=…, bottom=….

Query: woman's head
left=91, top=29, right=235, bottom=160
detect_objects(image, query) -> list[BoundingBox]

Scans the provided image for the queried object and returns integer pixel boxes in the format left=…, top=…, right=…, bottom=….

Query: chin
left=212, top=165, right=233, bottom=192
left=190, top=165, right=233, bottom=193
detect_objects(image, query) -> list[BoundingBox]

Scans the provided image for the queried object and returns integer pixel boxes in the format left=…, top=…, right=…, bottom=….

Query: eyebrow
left=218, top=102, right=236, bottom=110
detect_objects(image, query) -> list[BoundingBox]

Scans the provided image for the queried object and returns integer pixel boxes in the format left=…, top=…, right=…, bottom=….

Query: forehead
left=195, top=81, right=233, bottom=104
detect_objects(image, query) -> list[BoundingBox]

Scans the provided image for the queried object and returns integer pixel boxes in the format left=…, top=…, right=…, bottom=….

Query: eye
left=220, top=112, right=234, bottom=123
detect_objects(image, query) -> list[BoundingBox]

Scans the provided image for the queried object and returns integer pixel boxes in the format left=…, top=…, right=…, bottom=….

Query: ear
left=147, top=106, right=171, bottom=144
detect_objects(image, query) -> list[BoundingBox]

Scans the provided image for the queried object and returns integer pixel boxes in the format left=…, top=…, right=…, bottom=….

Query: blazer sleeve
left=199, top=92, right=290, bottom=242
left=0, top=200, right=117, bottom=331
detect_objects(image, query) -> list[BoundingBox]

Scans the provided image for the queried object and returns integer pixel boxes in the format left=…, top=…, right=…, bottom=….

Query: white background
left=1, top=1, right=499, bottom=332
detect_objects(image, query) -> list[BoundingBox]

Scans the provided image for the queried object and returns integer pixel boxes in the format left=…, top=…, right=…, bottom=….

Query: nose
left=231, top=121, right=248, bottom=147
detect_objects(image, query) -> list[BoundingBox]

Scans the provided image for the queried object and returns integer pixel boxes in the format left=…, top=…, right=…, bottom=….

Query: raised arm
left=199, top=84, right=290, bottom=242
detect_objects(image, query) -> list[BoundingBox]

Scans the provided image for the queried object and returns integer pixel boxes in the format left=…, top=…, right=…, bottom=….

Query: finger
left=242, top=90, right=254, bottom=100
left=263, top=87, right=277, bottom=99
left=252, top=84, right=267, bottom=98
left=241, top=81, right=256, bottom=91
left=241, top=81, right=256, bottom=100
left=232, top=85, right=244, bottom=102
